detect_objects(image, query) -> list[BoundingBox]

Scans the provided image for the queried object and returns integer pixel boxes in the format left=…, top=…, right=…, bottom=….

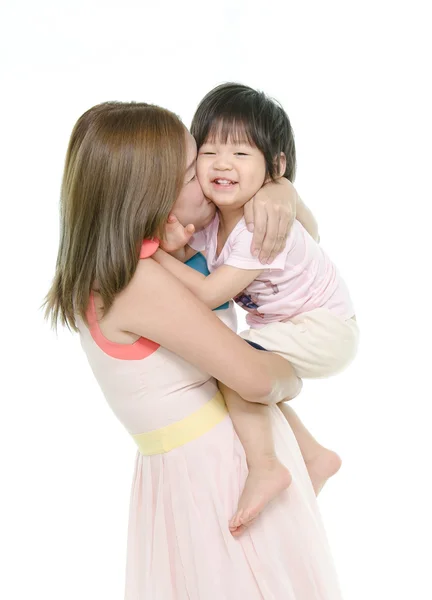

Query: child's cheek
left=196, top=161, right=207, bottom=187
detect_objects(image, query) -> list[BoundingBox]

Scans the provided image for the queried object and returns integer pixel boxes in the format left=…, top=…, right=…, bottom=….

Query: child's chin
left=213, top=194, right=248, bottom=209
left=201, top=206, right=216, bottom=227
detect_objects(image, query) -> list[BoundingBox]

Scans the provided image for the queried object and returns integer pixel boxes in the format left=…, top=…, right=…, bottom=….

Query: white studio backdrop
left=1, top=1, right=431, bottom=598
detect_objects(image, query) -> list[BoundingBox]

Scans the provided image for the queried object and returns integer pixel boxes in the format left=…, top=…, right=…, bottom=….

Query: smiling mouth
left=212, top=178, right=238, bottom=186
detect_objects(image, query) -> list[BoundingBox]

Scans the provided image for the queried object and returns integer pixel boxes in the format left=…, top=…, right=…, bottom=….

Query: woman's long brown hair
left=44, top=101, right=186, bottom=331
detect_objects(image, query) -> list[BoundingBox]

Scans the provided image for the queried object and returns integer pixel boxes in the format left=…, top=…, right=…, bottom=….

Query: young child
left=153, top=83, right=359, bottom=534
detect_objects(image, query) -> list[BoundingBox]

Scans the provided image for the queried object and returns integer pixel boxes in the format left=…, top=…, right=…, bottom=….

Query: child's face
left=197, top=137, right=267, bottom=211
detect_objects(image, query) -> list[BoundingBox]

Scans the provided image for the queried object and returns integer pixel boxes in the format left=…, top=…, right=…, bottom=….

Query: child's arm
left=296, top=195, right=320, bottom=243
left=170, top=244, right=199, bottom=263
left=152, top=248, right=262, bottom=309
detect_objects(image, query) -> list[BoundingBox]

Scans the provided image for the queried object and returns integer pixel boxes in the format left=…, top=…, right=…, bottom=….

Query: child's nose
left=214, top=155, right=232, bottom=170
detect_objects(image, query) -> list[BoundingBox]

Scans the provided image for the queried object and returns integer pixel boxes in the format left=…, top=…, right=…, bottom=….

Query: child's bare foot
left=230, top=459, right=292, bottom=537
left=305, top=449, right=342, bottom=495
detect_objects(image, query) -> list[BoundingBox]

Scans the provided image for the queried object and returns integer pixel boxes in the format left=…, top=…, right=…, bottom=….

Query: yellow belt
left=132, top=392, right=228, bottom=455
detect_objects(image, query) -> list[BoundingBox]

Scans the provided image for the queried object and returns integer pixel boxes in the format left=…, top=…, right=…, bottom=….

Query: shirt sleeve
left=224, top=222, right=288, bottom=271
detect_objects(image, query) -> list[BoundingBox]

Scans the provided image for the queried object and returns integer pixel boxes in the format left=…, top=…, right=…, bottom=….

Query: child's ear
left=275, top=152, right=287, bottom=177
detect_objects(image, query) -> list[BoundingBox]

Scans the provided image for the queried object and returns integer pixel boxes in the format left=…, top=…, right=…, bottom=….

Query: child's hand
left=160, top=214, right=195, bottom=254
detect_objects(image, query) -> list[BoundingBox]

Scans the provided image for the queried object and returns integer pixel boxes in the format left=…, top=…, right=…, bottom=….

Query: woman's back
left=77, top=292, right=237, bottom=435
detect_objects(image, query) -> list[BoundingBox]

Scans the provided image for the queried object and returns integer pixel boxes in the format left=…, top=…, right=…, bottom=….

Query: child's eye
left=235, top=152, right=249, bottom=156
left=201, top=152, right=215, bottom=155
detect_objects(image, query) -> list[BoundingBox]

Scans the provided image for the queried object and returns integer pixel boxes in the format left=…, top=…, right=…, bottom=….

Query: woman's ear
left=276, top=152, right=287, bottom=177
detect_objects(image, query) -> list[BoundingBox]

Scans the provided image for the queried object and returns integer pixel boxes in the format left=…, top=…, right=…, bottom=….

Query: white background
left=2, top=1, right=431, bottom=598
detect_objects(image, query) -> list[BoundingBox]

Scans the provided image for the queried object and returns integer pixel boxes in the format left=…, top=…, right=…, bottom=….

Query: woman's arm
left=152, top=248, right=262, bottom=309
left=244, top=178, right=297, bottom=263
left=116, top=259, right=300, bottom=404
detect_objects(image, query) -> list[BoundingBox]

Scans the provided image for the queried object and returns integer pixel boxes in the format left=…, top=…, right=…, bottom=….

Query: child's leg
left=219, top=382, right=292, bottom=537
left=241, top=313, right=358, bottom=495
left=278, top=401, right=342, bottom=495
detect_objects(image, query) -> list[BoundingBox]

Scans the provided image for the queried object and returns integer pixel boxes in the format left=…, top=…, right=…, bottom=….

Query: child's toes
left=229, top=510, right=243, bottom=530
left=231, top=523, right=250, bottom=537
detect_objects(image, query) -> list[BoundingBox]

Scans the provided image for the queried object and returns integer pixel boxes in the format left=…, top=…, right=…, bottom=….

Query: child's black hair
left=191, top=82, right=296, bottom=182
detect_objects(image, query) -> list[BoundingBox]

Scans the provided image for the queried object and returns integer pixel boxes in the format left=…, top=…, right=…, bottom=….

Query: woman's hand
left=244, top=178, right=297, bottom=264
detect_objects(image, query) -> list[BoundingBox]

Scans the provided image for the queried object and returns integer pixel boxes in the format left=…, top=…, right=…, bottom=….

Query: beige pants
left=241, top=308, right=359, bottom=379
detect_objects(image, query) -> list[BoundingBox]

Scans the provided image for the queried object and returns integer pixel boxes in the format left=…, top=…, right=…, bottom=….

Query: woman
left=45, top=101, right=343, bottom=599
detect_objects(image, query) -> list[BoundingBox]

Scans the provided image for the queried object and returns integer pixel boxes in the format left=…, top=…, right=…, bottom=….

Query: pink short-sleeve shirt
left=191, top=214, right=354, bottom=328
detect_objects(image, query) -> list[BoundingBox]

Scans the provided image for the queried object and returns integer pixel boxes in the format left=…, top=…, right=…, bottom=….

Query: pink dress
left=77, top=241, right=343, bottom=600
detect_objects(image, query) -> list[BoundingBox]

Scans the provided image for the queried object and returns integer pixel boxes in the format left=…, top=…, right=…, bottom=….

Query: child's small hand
left=160, top=214, right=195, bottom=254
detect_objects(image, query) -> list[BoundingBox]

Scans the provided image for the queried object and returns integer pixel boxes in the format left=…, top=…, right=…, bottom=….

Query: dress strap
left=140, top=238, right=160, bottom=259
